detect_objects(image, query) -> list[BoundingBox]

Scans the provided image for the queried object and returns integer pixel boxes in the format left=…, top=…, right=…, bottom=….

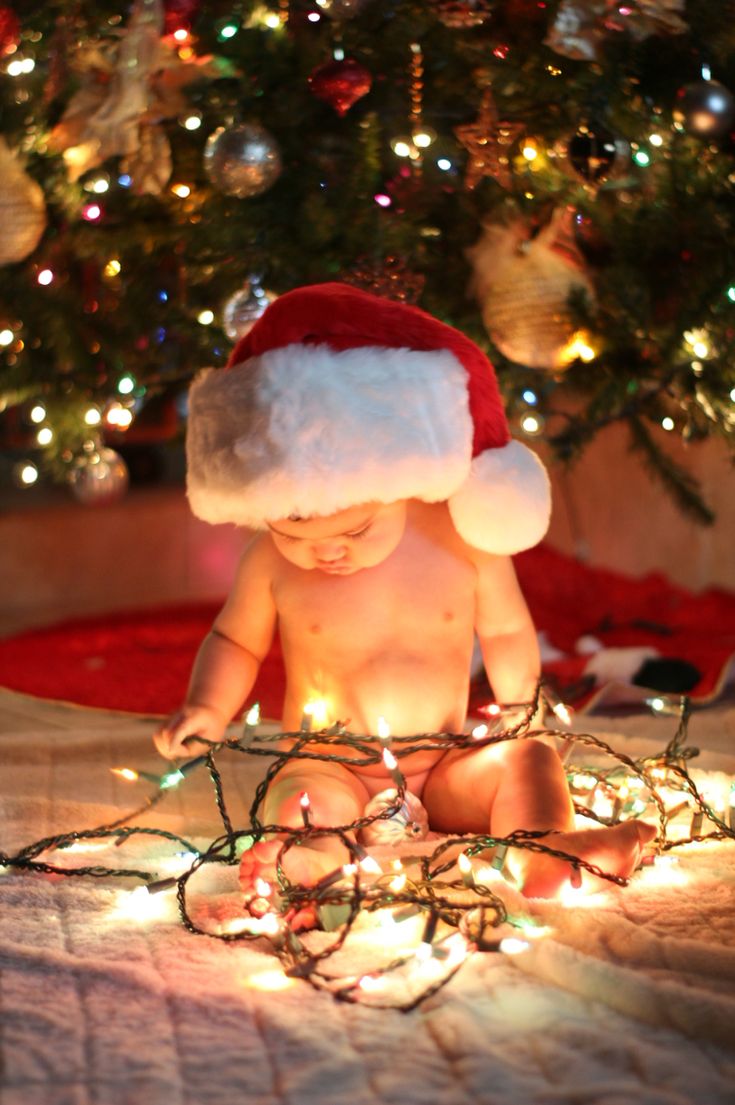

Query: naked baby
left=154, top=283, right=654, bottom=906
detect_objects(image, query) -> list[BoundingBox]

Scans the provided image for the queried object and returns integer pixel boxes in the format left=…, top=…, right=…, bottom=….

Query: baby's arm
left=471, top=550, right=545, bottom=728
left=153, top=534, right=277, bottom=759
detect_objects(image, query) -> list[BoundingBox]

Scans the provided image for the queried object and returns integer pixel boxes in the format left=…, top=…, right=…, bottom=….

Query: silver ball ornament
left=204, top=124, right=282, bottom=198
left=222, top=282, right=276, bottom=341
left=359, top=788, right=429, bottom=847
left=675, top=80, right=735, bottom=139
left=69, top=447, right=129, bottom=506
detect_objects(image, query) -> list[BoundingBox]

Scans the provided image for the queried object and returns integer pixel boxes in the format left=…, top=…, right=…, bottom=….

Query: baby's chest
left=274, top=554, right=475, bottom=648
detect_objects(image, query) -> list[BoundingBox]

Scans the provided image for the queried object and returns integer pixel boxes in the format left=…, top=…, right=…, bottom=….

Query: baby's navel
left=443, top=610, right=455, bottom=623
left=309, top=623, right=322, bottom=635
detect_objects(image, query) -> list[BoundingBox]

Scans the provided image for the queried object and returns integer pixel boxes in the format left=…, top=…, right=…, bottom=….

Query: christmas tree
left=0, top=0, right=733, bottom=518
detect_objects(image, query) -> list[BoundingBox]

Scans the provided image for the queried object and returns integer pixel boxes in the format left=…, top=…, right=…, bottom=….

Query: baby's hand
left=153, top=704, right=227, bottom=760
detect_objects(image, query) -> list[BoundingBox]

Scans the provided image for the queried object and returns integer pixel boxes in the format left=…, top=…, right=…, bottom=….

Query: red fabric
left=228, top=282, right=510, bottom=456
left=1, top=544, right=732, bottom=717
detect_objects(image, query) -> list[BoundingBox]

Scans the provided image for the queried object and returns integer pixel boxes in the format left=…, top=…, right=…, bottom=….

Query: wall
left=2, top=424, right=733, bottom=636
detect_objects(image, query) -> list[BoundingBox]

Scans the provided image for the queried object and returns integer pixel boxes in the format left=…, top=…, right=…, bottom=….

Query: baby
left=154, top=283, right=654, bottom=902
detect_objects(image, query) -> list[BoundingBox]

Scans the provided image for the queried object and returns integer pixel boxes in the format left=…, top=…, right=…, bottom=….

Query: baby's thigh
left=422, top=744, right=507, bottom=834
left=263, top=757, right=371, bottom=830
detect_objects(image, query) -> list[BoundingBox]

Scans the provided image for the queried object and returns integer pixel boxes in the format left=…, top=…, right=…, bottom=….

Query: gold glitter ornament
left=467, top=208, right=596, bottom=370
left=455, top=89, right=524, bottom=191
left=0, top=139, right=47, bottom=265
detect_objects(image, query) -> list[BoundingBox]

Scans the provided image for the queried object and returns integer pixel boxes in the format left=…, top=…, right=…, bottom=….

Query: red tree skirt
left=1, top=546, right=733, bottom=717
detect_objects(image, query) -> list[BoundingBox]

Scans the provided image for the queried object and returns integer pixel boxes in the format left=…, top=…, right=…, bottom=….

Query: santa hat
left=186, top=282, right=550, bottom=554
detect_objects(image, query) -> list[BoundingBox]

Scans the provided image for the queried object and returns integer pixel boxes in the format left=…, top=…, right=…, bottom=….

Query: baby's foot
left=509, top=820, right=657, bottom=899
left=239, top=837, right=346, bottom=930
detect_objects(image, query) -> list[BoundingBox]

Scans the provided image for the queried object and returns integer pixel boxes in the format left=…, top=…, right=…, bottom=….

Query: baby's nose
left=315, top=541, right=347, bottom=563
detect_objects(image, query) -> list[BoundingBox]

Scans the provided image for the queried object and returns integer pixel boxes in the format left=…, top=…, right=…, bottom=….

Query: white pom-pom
left=359, top=789, right=429, bottom=846
left=448, top=440, right=551, bottom=554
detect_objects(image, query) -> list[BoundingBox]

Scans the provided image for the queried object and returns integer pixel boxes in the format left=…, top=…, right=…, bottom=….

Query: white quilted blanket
left=1, top=688, right=734, bottom=1105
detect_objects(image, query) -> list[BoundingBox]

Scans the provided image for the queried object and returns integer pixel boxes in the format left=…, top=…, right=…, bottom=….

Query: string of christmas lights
left=1, top=684, right=733, bottom=1011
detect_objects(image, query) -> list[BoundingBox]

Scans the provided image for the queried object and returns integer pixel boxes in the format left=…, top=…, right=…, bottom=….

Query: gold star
left=454, top=88, right=524, bottom=190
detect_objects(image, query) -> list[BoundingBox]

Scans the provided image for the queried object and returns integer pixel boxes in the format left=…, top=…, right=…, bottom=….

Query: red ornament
left=308, top=58, right=372, bottom=116
left=0, top=7, right=20, bottom=56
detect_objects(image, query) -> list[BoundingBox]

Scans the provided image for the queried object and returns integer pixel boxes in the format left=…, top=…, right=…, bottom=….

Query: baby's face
left=266, top=501, right=407, bottom=575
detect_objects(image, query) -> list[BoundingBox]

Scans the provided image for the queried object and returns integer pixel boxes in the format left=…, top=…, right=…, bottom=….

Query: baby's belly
left=280, top=646, right=471, bottom=778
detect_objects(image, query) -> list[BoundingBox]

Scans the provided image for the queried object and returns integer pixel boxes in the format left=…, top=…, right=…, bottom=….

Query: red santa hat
left=186, top=282, right=550, bottom=554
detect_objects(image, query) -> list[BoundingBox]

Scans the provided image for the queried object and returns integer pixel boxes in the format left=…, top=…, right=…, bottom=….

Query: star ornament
left=454, top=89, right=524, bottom=190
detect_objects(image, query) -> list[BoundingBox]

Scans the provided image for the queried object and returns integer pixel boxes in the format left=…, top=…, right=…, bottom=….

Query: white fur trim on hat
left=448, top=440, right=551, bottom=554
left=186, top=342, right=474, bottom=526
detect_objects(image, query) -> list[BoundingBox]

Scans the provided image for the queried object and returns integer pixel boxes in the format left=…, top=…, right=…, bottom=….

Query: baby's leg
left=241, top=759, right=371, bottom=900
left=423, top=737, right=655, bottom=897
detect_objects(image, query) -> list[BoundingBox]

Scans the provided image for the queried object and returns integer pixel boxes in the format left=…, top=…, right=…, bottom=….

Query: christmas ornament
left=454, top=88, right=524, bottom=191
left=545, top=0, right=601, bottom=60
left=0, top=139, right=47, bottom=266
left=360, top=789, right=429, bottom=846
left=222, top=280, right=276, bottom=341
left=0, top=5, right=20, bottom=56
left=343, top=255, right=425, bottom=303
left=566, top=124, right=619, bottom=183
left=69, top=448, right=129, bottom=506
left=48, top=0, right=228, bottom=193
left=466, top=208, right=596, bottom=370
left=436, top=1, right=492, bottom=28
left=204, top=124, right=282, bottom=198
left=308, top=58, right=372, bottom=116
left=546, top=0, right=687, bottom=61
left=674, top=80, right=735, bottom=139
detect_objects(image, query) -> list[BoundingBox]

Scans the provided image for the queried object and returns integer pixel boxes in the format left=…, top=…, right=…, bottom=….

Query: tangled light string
left=2, top=686, right=733, bottom=1011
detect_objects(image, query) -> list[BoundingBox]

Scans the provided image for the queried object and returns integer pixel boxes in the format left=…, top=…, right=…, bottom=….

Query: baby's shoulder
left=236, top=529, right=279, bottom=578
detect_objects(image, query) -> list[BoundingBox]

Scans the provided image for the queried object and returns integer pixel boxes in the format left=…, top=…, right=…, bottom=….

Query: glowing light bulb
left=522, top=143, right=538, bottom=161
left=521, top=414, right=541, bottom=435
left=437, top=158, right=452, bottom=171
left=37, top=269, right=54, bottom=286
left=377, top=717, right=391, bottom=743
left=104, top=259, right=121, bottom=277
left=391, top=137, right=413, bottom=158
left=17, top=462, right=38, bottom=486
left=183, top=114, right=202, bottom=130
left=551, top=701, right=573, bottom=726
left=111, top=767, right=139, bottom=782
left=498, top=937, right=530, bottom=955
left=458, top=852, right=475, bottom=887
left=82, top=203, right=102, bottom=221
left=263, top=12, right=282, bottom=28
left=634, top=150, right=650, bottom=166
left=0, top=328, right=14, bottom=346
left=412, top=128, right=436, bottom=149
left=118, top=374, right=135, bottom=395
left=471, top=724, right=488, bottom=739
left=173, top=28, right=189, bottom=42
left=245, top=969, right=295, bottom=991
left=36, top=427, right=53, bottom=445
left=30, top=404, right=46, bottom=423
left=197, top=309, right=214, bottom=325
left=255, top=878, right=272, bottom=898
left=649, top=133, right=663, bottom=146
left=661, top=417, right=675, bottom=431
left=84, top=407, right=101, bottom=426
left=374, top=193, right=392, bottom=208
left=171, top=183, right=191, bottom=198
